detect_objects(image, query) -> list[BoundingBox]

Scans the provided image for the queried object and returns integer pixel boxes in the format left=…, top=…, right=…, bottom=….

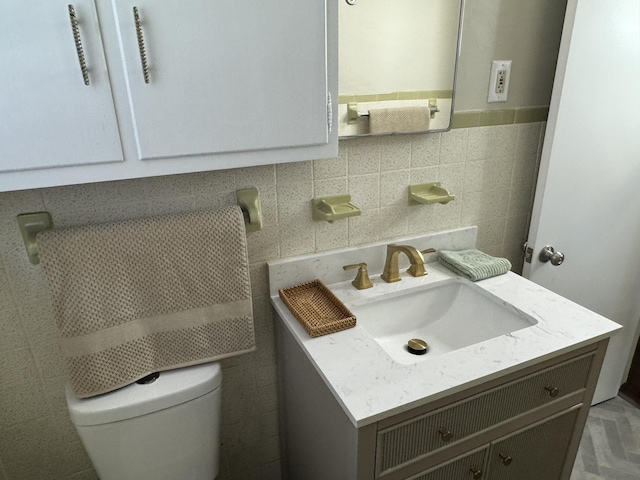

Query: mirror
left=338, top=0, right=464, bottom=137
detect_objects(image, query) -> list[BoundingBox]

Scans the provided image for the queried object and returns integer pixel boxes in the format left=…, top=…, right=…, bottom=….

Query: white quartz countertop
left=269, top=230, right=621, bottom=428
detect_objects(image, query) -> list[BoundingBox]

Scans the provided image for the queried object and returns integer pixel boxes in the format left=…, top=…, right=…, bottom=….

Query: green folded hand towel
left=438, top=249, right=512, bottom=281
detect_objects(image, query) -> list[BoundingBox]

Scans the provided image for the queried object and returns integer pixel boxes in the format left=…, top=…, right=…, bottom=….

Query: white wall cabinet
left=113, top=0, right=330, bottom=161
left=0, top=0, right=337, bottom=192
left=0, top=0, right=124, bottom=173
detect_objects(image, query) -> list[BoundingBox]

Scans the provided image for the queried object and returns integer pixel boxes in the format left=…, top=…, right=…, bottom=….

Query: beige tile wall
left=0, top=123, right=543, bottom=480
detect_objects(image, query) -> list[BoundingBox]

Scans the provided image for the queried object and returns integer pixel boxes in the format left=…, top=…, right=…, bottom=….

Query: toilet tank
left=66, top=362, right=222, bottom=480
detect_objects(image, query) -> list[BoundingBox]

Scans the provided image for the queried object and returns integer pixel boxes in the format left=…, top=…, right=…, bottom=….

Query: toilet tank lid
left=66, top=362, right=222, bottom=426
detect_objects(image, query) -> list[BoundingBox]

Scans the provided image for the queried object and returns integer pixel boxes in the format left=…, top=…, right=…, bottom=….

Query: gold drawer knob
left=499, top=453, right=513, bottom=466
left=438, top=427, right=453, bottom=442
left=544, top=385, right=560, bottom=397
left=470, top=467, right=483, bottom=479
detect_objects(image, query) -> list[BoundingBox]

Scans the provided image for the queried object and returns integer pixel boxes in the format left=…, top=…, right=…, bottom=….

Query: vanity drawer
left=375, top=353, right=593, bottom=477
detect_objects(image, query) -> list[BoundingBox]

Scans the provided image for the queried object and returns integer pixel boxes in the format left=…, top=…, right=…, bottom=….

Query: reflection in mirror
left=338, top=0, right=464, bottom=137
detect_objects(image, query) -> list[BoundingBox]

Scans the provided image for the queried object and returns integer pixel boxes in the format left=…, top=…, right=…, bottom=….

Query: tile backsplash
left=0, top=123, right=543, bottom=480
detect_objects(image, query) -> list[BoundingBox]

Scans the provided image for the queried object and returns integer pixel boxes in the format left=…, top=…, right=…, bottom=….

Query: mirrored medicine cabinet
left=338, top=0, right=464, bottom=137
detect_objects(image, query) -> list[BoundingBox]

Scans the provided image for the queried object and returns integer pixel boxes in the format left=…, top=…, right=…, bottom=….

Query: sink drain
left=407, top=338, right=428, bottom=355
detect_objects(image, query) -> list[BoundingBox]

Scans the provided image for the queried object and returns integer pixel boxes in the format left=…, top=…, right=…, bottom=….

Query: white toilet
left=66, top=362, right=222, bottom=480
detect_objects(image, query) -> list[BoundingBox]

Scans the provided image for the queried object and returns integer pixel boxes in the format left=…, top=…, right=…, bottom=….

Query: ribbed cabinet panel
left=408, top=447, right=488, bottom=480
left=486, top=408, right=580, bottom=480
left=376, top=355, right=592, bottom=475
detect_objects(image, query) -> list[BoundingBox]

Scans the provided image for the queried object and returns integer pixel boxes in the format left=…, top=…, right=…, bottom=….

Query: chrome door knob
left=539, top=246, right=565, bottom=266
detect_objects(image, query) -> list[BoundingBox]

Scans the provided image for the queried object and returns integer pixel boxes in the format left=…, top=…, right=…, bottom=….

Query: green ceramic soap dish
left=409, top=182, right=455, bottom=205
left=312, top=195, right=361, bottom=223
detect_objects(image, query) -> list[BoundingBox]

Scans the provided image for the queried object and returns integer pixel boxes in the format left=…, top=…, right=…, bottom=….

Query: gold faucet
left=381, top=245, right=436, bottom=283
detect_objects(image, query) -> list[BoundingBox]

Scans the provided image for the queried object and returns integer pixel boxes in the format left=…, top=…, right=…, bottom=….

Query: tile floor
left=570, top=397, right=640, bottom=480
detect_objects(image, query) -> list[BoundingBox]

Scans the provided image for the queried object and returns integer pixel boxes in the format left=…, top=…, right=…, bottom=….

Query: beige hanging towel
left=368, top=106, right=431, bottom=134
left=38, top=206, right=255, bottom=398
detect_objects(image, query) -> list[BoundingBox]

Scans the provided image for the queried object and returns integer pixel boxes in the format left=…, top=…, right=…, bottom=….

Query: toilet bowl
left=66, top=362, right=222, bottom=480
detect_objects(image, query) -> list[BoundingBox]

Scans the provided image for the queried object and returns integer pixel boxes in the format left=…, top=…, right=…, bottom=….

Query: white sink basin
left=349, top=279, right=538, bottom=364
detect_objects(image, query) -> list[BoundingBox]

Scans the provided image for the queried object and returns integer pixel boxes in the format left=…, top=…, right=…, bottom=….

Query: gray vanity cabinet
left=277, top=322, right=608, bottom=480
left=406, top=407, right=580, bottom=480
left=373, top=351, right=595, bottom=479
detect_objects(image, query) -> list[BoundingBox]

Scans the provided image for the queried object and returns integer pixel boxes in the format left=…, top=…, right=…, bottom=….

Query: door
left=405, top=447, right=488, bottom=480
left=111, top=0, right=330, bottom=161
left=524, top=0, right=640, bottom=404
left=486, top=408, right=580, bottom=480
left=0, top=0, right=123, bottom=172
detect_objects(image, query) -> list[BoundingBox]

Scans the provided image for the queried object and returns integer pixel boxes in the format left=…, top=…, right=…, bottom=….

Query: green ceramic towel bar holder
left=236, top=187, right=263, bottom=232
left=409, top=182, right=456, bottom=205
left=16, top=212, right=53, bottom=265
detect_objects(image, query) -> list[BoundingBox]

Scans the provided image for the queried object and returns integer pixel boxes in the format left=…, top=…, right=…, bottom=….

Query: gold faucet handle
left=411, top=248, right=437, bottom=277
left=343, top=263, right=374, bottom=290
left=343, top=263, right=362, bottom=270
left=405, top=248, right=437, bottom=277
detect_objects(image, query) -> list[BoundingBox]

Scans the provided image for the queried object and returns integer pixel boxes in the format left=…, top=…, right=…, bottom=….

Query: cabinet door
left=486, top=407, right=580, bottom=480
left=0, top=0, right=123, bottom=173
left=112, top=0, right=330, bottom=161
left=406, top=447, right=488, bottom=480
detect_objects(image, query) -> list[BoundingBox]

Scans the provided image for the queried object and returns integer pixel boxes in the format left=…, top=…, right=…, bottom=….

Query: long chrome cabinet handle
left=133, top=6, right=150, bottom=84
left=68, top=4, right=90, bottom=85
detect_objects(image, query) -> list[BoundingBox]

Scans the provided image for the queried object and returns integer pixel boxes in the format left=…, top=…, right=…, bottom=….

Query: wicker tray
left=279, top=279, right=356, bottom=337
